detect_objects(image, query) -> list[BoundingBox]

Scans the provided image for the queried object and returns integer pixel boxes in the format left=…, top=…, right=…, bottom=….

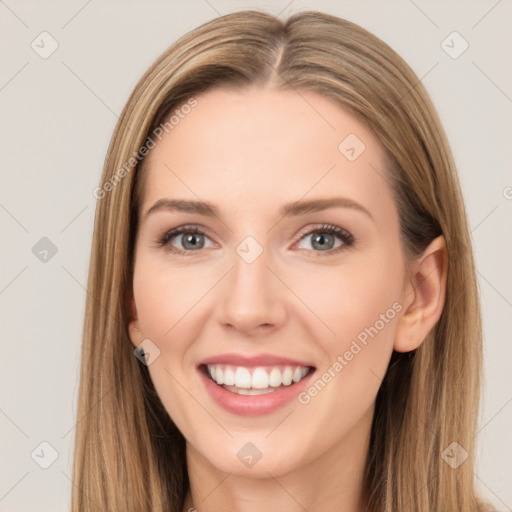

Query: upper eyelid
left=160, top=223, right=353, bottom=248
left=161, top=223, right=349, bottom=237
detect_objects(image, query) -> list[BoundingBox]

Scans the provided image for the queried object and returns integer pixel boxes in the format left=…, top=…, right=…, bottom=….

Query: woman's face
left=129, top=86, right=410, bottom=477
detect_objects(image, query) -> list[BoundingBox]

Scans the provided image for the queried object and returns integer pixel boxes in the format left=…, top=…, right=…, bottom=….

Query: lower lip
left=197, top=366, right=316, bottom=416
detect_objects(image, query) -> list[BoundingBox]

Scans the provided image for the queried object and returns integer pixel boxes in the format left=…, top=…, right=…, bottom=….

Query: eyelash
left=155, top=223, right=355, bottom=256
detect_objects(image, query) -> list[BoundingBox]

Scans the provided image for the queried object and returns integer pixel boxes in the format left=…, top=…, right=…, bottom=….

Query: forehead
left=139, top=86, right=394, bottom=222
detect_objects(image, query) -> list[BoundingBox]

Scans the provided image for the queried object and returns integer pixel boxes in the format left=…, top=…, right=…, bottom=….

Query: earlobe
left=394, top=235, right=448, bottom=353
left=126, top=289, right=141, bottom=347
left=128, top=324, right=141, bottom=348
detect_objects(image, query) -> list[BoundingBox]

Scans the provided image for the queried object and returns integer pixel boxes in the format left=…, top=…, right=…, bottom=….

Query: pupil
left=313, top=233, right=332, bottom=250
left=184, top=234, right=203, bottom=249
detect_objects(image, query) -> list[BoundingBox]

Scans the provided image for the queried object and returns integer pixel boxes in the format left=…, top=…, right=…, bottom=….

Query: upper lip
left=199, top=353, right=315, bottom=368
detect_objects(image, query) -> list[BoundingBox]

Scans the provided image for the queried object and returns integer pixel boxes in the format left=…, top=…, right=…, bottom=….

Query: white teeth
left=234, top=367, right=252, bottom=388
left=268, top=367, right=282, bottom=387
left=223, top=366, right=235, bottom=386
left=282, top=366, right=293, bottom=386
left=205, top=364, right=312, bottom=389
left=292, top=367, right=303, bottom=383
left=251, top=368, right=269, bottom=389
left=223, top=385, right=277, bottom=395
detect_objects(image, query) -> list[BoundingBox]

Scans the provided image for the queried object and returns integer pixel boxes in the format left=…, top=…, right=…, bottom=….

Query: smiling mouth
left=199, top=363, right=316, bottom=395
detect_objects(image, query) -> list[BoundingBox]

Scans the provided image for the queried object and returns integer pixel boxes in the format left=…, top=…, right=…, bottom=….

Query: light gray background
left=1, top=1, right=511, bottom=510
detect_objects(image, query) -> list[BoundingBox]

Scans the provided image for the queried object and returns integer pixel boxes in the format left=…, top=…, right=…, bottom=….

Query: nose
left=217, top=242, right=287, bottom=335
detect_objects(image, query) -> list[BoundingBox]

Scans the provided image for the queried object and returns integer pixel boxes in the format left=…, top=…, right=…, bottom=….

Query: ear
left=394, top=235, right=448, bottom=353
left=126, top=286, right=141, bottom=348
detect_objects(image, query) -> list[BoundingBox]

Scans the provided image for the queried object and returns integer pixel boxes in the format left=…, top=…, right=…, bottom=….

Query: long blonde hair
left=72, top=10, right=488, bottom=511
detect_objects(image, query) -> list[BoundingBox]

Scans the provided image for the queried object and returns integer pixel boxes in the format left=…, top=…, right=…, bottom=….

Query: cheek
left=132, top=257, right=208, bottom=426
left=293, top=256, right=403, bottom=344
left=133, top=254, right=210, bottom=340
left=291, top=269, right=401, bottom=437
left=295, top=254, right=403, bottom=406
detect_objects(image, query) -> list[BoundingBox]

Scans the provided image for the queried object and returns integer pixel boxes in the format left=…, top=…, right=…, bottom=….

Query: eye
left=155, top=225, right=215, bottom=255
left=155, top=223, right=355, bottom=256
left=294, top=224, right=354, bottom=254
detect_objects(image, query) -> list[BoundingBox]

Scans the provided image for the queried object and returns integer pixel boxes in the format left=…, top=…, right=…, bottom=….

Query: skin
left=128, top=86, right=448, bottom=512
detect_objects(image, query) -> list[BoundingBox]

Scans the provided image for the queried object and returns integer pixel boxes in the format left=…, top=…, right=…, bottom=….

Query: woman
left=73, top=9, right=491, bottom=512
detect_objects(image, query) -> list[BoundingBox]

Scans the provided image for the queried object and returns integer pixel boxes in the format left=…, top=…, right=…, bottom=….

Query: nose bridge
left=218, top=234, right=285, bottom=330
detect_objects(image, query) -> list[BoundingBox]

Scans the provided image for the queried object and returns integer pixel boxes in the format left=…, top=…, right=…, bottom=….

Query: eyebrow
left=144, top=197, right=373, bottom=221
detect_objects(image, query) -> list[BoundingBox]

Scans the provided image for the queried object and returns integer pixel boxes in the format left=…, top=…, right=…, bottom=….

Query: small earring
left=131, top=326, right=139, bottom=331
